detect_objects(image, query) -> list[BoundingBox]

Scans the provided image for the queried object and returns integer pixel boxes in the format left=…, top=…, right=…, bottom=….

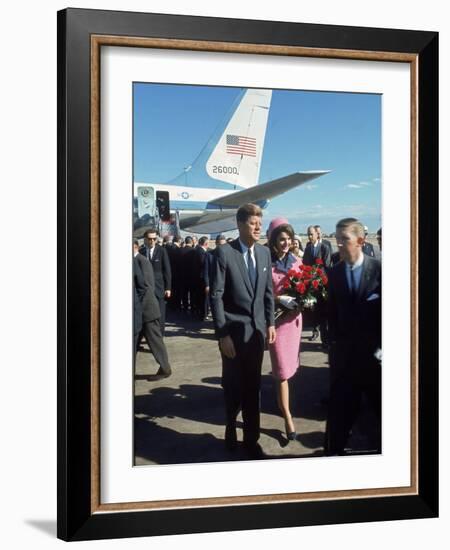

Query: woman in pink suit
left=267, top=218, right=303, bottom=441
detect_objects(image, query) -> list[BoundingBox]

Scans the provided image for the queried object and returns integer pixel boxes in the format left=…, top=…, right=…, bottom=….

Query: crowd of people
left=133, top=203, right=382, bottom=459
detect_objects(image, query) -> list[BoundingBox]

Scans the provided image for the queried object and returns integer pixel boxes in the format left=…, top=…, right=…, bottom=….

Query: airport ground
left=134, top=240, right=381, bottom=465
left=134, top=306, right=380, bottom=466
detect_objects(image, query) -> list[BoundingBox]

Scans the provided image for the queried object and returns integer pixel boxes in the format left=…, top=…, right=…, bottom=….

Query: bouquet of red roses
left=275, top=259, right=329, bottom=321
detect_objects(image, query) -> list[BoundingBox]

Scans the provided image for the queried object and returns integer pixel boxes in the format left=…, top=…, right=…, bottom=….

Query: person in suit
left=362, top=225, right=376, bottom=257
left=324, top=218, right=382, bottom=456
left=315, top=225, right=333, bottom=257
left=134, top=241, right=172, bottom=378
left=133, top=257, right=145, bottom=362
left=166, top=236, right=182, bottom=311
left=191, top=236, right=209, bottom=321
left=210, top=203, right=276, bottom=458
left=139, top=228, right=172, bottom=333
left=303, top=225, right=331, bottom=344
left=178, top=236, right=196, bottom=313
left=204, top=234, right=227, bottom=319
left=303, top=225, right=331, bottom=268
left=267, top=218, right=303, bottom=441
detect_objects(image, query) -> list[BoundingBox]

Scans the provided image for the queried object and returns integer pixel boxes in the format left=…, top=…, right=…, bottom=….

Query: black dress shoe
left=225, top=425, right=238, bottom=451
left=156, top=367, right=172, bottom=378
left=243, top=442, right=265, bottom=460
left=287, top=431, right=297, bottom=441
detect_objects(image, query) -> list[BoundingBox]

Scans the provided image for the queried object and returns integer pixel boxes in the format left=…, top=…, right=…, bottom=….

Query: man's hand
left=267, top=325, right=276, bottom=344
left=219, top=335, right=236, bottom=359
left=205, top=286, right=210, bottom=295
left=164, top=290, right=171, bottom=299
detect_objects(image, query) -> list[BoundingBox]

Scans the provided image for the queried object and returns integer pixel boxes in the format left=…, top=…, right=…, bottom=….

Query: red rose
left=315, top=258, right=324, bottom=265
left=287, top=269, right=297, bottom=277
left=322, top=275, right=328, bottom=285
left=283, top=280, right=290, bottom=289
left=312, top=279, right=319, bottom=289
left=298, top=283, right=306, bottom=294
left=303, top=265, right=312, bottom=272
left=316, top=268, right=323, bottom=276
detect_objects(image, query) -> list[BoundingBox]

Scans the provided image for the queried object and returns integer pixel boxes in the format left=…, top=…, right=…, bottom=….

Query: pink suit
left=269, top=257, right=303, bottom=380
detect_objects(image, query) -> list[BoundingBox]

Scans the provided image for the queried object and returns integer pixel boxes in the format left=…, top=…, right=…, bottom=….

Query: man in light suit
left=134, top=241, right=172, bottom=378
left=139, top=228, right=172, bottom=334
left=210, top=203, right=276, bottom=458
left=324, top=218, right=382, bottom=456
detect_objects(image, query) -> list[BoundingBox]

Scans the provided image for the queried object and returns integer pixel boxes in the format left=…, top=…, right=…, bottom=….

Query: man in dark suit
left=133, top=257, right=145, bottom=362
left=210, top=203, right=276, bottom=458
left=303, top=225, right=331, bottom=268
left=362, top=225, right=376, bottom=257
left=303, top=225, right=331, bottom=343
left=140, top=228, right=172, bottom=333
left=134, top=241, right=172, bottom=377
left=178, top=236, right=196, bottom=313
left=324, top=218, right=382, bottom=455
left=191, top=236, right=209, bottom=321
left=315, top=225, right=333, bottom=257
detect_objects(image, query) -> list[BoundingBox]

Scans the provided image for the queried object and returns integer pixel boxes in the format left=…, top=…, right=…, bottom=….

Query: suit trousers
left=142, top=319, right=171, bottom=374
left=157, top=296, right=166, bottom=334
left=324, top=352, right=381, bottom=455
left=221, top=331, right=264, bottom=444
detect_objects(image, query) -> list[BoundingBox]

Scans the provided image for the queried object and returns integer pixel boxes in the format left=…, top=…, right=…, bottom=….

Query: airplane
left=133, top=88, right=330, bottom=236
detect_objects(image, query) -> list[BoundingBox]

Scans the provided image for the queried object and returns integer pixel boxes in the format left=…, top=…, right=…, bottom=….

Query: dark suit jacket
left=210, top=239, right=275, bottom=343
left=139, top=244, right=172, bottom=298
left=133, top=257, right=145, bottom=334
left=303, top=241, right=331, bottom=268
left=327, top=255, right=381, bottom=376
left=193, top=246, right=208, bottom=283
left=362, top=242, right=375, bottom=257
left=135, top=253, right=161, bottom=322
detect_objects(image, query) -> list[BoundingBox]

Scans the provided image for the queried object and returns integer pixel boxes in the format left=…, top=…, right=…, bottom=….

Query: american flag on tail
left=226, top=134, right=256, bottom=157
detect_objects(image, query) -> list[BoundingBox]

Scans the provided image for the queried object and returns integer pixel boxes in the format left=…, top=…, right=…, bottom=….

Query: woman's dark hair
left=268, top=223, right=295, bottom=260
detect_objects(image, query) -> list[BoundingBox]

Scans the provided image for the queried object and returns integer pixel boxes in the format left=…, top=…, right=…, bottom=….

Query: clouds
left=303, top=184, right=319, bottom=191
left=265, top=201, right=381, bottom=233
left=344, top=177, right=380, bottom=189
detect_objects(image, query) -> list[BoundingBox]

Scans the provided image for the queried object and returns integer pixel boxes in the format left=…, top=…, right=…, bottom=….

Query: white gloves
left=279, top=295, right=297, bottom=310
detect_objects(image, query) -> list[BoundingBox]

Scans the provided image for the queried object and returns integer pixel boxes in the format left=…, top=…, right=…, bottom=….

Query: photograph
left=132, top=83, right=382, bottom=465
left=52, top=3, right=440, bottom=541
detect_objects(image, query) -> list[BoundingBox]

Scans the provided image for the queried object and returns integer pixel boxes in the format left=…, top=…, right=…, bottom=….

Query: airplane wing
left=208, top=170, right=330, bottom=208
left=179, top=209, right=237, bottom=233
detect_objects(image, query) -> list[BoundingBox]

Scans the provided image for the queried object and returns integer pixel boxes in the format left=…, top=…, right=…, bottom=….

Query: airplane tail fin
left=168, top=88, right=271, bottom=190
left=205, top=89, right=272, bottom=189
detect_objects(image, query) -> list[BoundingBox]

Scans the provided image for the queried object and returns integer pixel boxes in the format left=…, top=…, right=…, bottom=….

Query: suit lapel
left=337, top=261, right=351, bottom=299
left=231, top=240, right=254, bottom=297
left=357, top=256, right=372, bottom=301
left=253, top=245, right=264, bottom=295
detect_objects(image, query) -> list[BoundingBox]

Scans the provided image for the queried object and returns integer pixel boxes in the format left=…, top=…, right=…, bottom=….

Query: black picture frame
left=57, top=8, right=438, bottom=541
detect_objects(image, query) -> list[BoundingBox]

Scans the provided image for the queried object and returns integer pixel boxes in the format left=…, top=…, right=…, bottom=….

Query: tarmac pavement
left=134, top=309, right=379, bottom=465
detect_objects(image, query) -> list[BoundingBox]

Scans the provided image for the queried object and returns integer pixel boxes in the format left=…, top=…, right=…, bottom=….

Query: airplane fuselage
left=134, top=182, right=239, bottom=213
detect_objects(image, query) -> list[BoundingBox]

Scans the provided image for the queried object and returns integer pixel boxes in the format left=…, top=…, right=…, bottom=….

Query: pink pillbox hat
left=267, top=217, right=289, bottom=240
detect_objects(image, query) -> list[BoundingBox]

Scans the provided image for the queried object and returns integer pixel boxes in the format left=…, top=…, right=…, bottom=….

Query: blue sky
left=134, top=83, right=381, bottom=235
